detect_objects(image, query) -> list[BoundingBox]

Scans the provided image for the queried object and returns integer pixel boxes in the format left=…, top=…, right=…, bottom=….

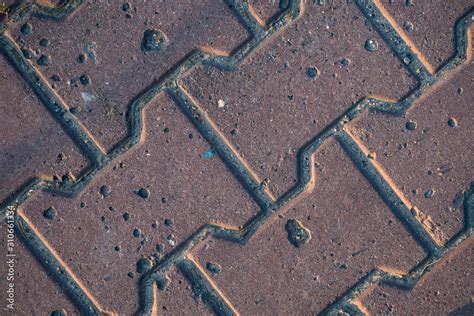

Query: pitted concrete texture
left=7, top=0, right=248, bottom=151
left=0, top=0, right=473, bottom=315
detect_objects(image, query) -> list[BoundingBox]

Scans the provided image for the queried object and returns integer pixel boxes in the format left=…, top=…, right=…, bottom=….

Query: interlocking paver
left=182, top=0, right=416, bottom=198
left=0, top=0, right=472, bottom=315
left=18, top=94, right=258, bottom=314
left=351, top=61, right=474, bottom=242
left=0, top=53, right=88, bottom=203
left=381, top=0, right=473, bottom=70
left=194, top=140, right=426, bottom=314
left=361, top=242, right=473, bottom=315
left=8, top=0, right=248, bottom=151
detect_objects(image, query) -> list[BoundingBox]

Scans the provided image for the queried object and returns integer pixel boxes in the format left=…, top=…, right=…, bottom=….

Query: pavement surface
left=0, top=0, right=473, bottom=315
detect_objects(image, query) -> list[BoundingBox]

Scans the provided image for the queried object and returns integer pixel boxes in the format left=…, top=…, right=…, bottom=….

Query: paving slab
left=194, top=139, right=426, bottom=314
left=0, top=53, right=88, bottom=203
left=352, top=61, right=474, bottom=243
left=17, top=94, right=259, bottom=314
left=183, top=0, right=417, bottom=198
left=7, top=0, right=247, bottom=151
left=0, top=0, right=472, bottom=315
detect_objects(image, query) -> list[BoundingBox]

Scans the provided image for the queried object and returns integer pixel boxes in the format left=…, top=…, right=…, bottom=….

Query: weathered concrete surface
left=0, top=0, right=472, bottom=315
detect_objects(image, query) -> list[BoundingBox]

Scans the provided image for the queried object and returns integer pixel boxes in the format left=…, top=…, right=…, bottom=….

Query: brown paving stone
left=19, top=94, right=259, bottom=314
left=0, top=54, right=88, bottom=203
left=0, top=239, right=79, bottom=315
left=351, top=61, right=474, bottom=243
left=0, top=0, right=473, bottom=314
left=182, top=0, right=417, bottom=199
left=381, top=0, right=473, bottom=71
left=361, top=240, right=473, bottom=315
left=8, top=0, right=248, bottom=151
left=194, top=140, right=426, bottom=315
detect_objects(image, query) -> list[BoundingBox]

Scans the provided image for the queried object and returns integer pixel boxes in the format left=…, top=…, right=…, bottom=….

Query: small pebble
left=50, top=310, right=66, bottom=316
left=167, top=234, right=176, bottom=247
left=141, top=29, right=168, bottom=52
left=37, top=54, right=51, bottom=67
left=80, top=75, right=91, bottom=86
left=136, top=188, right=150, bottom=199
left=114, top=245, right=121, bottom=252
left=77, top=53, right=87, bottom=64
left=100, top=185, right=111, bottom=197
left=405, top=120, right=417, bottom=131
left=217, top=99, right=225, bottom=108
left=123, top=212, right=130, bottom=221
left=364, top=39, right=378, bottom=52
left=133, top=228, right=141, bottom=237
left=51, top=74, right=61, bottom=82
left=424, top=189, right=435, bottom=199
left=43, top=207, right=57, bottom=220
left=39, top=38, right=49, bottom=47
left=122, top=2, right=130, bottom=11
left=206, top=262, right=221, bottom=274
left=156, top=243, right=165, bottom=252
left=340, top=58, right=350, bottom=66
left=136, top=257, right=153, bottom=273
left=285, top=219, right=311, bottom=248
left=306, top=66, right=320, bottom=79
left=20, top=23, right=32, bottom=35
left=21, top=48, right=35, bottom=59
left=447, top=118, right=458, bottom=128
left=127, top=272, right=135, bottom=278
left=164, top=218, right=173, bottom=226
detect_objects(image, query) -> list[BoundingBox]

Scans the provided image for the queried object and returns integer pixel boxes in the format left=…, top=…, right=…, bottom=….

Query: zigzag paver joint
left=0, top=0, right=472, bottom=314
